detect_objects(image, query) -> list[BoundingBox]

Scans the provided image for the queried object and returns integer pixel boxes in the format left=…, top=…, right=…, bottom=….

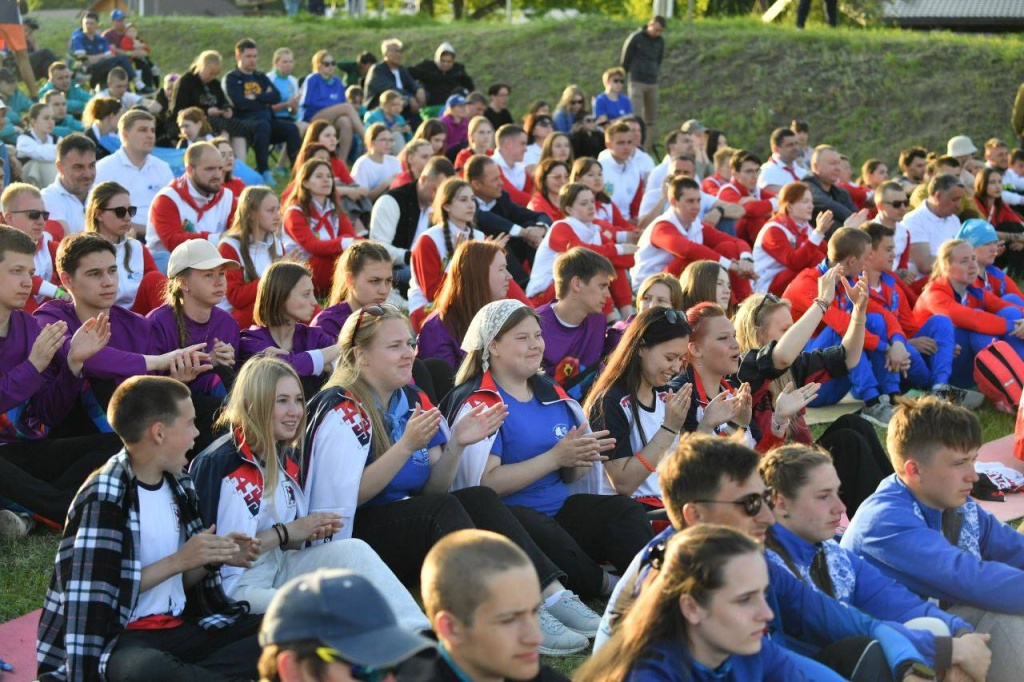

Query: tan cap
left=167, top=239, right=239, bottom=278
left=946, top=135, right=977, bottom=158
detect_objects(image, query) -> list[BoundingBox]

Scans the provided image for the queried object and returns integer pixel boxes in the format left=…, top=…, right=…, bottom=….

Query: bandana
left=461, top=299, right=528, bottom=372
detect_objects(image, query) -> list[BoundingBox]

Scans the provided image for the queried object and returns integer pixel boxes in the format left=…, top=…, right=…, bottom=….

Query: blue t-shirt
left=492, top=386, right=576, bottom=515
left=363, top=389, right=447, bottom=506
left=593, top=92, right=633, bottom=122
left=269, top=72, right=297, bottom=120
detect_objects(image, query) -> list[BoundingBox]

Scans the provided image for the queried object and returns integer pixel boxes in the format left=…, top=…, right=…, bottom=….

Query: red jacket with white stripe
left=147, top=176, right=237, bottom=256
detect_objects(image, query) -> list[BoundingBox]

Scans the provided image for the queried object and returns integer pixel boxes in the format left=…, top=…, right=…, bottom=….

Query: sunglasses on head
left=9, top=209, right=50, bottom=221
left=884, top=199, right=908, bottom=209
left=692, top=489, right=775, bottom=517
left=662, top=308, right=690, bottom=328
left=753, top=292, right=781, bottom=321
left=101, top=206, right=138, bottom=219
left=315, top=647, right=396, bottom=682
left=352, top=303, right=400, bottom=339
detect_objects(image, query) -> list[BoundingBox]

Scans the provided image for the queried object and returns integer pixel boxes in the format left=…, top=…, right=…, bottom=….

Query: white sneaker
left=860, top=396, right=895, bottom=427
left=538, top=607, right=588, bottom=656
left=545, top=592, right=601, bottom=638
left=0, top=509, right=34, bottom=538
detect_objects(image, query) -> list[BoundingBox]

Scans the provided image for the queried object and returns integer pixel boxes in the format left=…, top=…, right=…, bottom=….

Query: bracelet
left=659, top=424, right=679, bottom=435
left=273, top=522, right=290, bottom=546
left=635, top=452, right=657, bottom=473
left=813, top=298, right=829, bottom=314
left=771, top=415, right=789, bottom=432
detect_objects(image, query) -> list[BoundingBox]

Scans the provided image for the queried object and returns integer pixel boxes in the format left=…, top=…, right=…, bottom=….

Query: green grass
left=27, top=14, right=1024, bottom=165
left=0, top=529, right=59, bottom=624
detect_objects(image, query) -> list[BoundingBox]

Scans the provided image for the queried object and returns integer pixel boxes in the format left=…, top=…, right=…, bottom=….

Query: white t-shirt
left=131, top=478, right=187, bottom=623
left=351, top=154, right=401, bottom=190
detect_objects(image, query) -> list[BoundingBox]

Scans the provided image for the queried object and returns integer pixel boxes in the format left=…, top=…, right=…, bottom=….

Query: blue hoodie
left=767, top=523, right=972, bottom=669
left=842, top=473, right=1024, bottom=614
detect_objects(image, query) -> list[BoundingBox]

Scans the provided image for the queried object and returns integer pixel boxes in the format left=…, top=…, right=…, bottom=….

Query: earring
left=697, top=359, right=703, bottom=369
left=781, top=512, right=790, bottom=519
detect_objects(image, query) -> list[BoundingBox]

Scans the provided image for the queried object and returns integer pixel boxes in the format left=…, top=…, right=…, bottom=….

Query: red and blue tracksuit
left=784, top=261, right=899, bottom=406
left=979, top=265, right=1024, bottom=308
left=867, top=271, right=954, bottom=392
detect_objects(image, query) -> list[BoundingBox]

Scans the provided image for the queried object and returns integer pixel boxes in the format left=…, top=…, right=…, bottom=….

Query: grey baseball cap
left=259, top=569, right=435, bottom=668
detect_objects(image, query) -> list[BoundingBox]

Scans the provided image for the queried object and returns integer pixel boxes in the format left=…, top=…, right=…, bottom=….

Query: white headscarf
left=461, top=299, right=529, bottom=372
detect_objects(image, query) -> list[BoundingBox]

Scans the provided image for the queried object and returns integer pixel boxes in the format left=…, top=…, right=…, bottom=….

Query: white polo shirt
left=94, top=148, right=175, bottom=226
left=599, top=152, right=643, bottom=221
left=903, top=202, right=961, bottom=273
left=40, top=178, right=88, bottom=235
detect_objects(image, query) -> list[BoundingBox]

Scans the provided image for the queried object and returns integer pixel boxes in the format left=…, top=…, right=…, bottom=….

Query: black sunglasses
left=610, top=79, right=623, bottom=84
left=321, top=60, right=336, bottom=66
left=9, top=209, right=49, bottom=221
left=884, top=199, right=908, bottom=209
left=662, top=308, right=692, bottom=330
left=571, top=99, right=584, bottom=105
left=352, top=303, right=400, bottom=340
left=692, top=489, right=775, bottom=518
left=753, top=293, right=781, bottom=321
left=101, top=206, right=138, bottom=219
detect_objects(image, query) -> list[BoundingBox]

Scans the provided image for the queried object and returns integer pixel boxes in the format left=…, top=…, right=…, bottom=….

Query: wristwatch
left=896, top=660, right=936, bottom=681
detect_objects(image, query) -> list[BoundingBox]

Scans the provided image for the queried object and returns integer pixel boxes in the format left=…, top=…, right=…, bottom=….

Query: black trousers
left=0, top=432, right=123, bottom=525
left=352, top=486, right=565, bottom=588
left=815, top=637, right=896, bottom=682
left=509, top=493, right=655, bottom=598
left=105, top=615, right=262, bottom=682
left=796, top=0, right=838, bottom=27
left=816, top=413, right=892, bottom=517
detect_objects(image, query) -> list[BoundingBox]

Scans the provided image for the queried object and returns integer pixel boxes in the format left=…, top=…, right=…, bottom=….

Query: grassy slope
left=31, top=14, right=1024, bottom=163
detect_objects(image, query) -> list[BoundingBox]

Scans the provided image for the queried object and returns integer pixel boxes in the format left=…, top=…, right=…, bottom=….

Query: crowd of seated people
left=5, top=10, right=1024, bottom=682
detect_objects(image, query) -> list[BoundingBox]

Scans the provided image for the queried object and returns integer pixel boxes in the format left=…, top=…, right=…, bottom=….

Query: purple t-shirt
left=0, top=309, right=82, bottom=443
left=536, top=302, right=608, bottom=377
left=311, top=302, right=352, bottom=344
left=416, top=312, right=464, bottom=371
left=239, top=324, right=336, bottom=376
left=35, top=300, right=151, bottom=381
left=147, top=304, right=241, bottom=357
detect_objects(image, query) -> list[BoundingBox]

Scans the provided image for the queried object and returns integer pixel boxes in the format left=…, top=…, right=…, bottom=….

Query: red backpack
left=975, top=340, right=1024, bottom=414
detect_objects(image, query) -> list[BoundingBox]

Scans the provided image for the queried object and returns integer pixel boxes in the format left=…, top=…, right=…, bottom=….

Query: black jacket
left=408, top=59, right=474, bottom=106
left=383, top=181, right=424, bottom=257
left=803, top=173, right=857, bottom=226
left=474, top=190, right=551, bottom=238
left=365, top=61, right=421, bottom=109
left=171, top=69, right=232, bottom=118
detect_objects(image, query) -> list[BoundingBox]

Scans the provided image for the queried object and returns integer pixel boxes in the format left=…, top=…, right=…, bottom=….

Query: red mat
left=976, top=435, right=1024, bottom=523
left=0, top=608, right=39, bottom=682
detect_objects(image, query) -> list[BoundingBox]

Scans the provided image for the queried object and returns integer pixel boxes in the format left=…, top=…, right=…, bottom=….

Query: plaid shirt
left=36, top=449, right=247, bottom=682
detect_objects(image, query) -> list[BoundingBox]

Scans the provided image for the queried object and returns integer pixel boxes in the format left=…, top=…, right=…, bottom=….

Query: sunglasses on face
left=583, top=116, right=596, bottom=123
left=315, top=647, right=396, bottom=682
left=321, top=60, right=336, bottom=66
left=571, top=99, right=584, bottom=105
left=692, top=489, right=775, bottom=517
left=9, top=209, right=49, bottom=221
left=610, top=79, right=623, bottom=84
left=101, top=206, right=139, bottom=219
left=753, top=292, right=781, bottom=322
left=884, top=199, right=908, bottom=209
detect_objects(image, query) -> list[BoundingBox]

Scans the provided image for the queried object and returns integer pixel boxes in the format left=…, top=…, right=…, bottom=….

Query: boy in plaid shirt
left=37, top=376, right=262, bottom=682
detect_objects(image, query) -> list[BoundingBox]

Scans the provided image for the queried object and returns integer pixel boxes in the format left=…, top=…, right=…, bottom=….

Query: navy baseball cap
left=446, top=94, right=467, bottom=109
left=260, top=569, right=435, bottom=668
left=111, top=9, right=126, bottom=20
left=957, top=219, right=999, bottom=247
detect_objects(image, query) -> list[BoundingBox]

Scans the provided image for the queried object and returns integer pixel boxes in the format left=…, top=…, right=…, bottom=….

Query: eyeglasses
left=321, top=60, right=335, bottom=66
left=883, top=199, right=908, bottom=209
left=571, top=99, right=584, bottom=105
left=352, top=303, right=400, bottom=341
left=692, top=489, right=775, bottom=517
left=753, top=292, right=781, bottom=322
left=8, top=209, right=50, bottom=221
left=101, top=206, right=138, bottom=219
left=583, top=116, right=596, bottom=124
left=315, top=647, right=396, bottom=682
